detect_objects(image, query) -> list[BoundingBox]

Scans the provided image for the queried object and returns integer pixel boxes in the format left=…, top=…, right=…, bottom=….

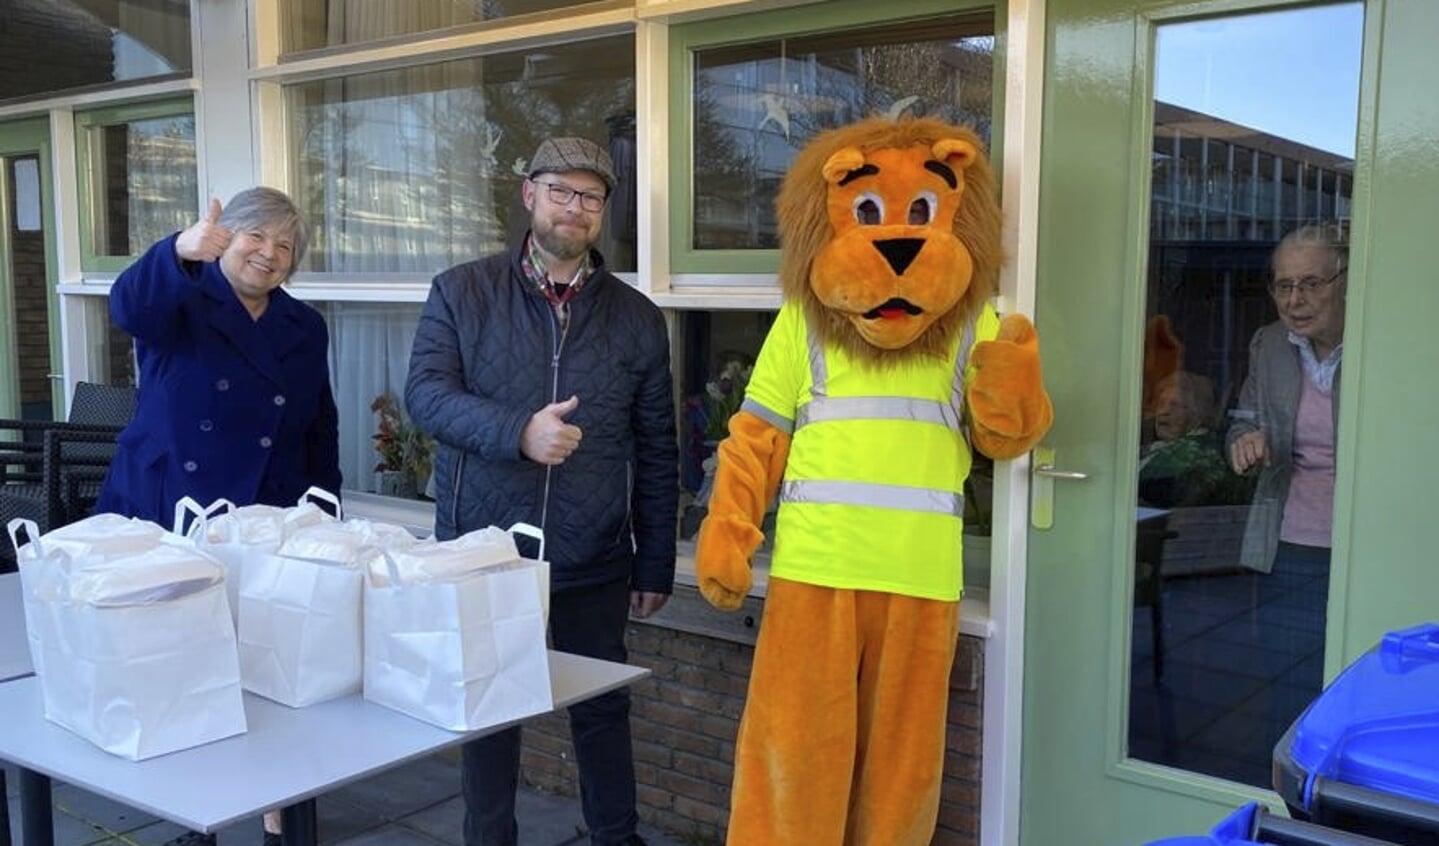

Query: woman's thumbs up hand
left=175, top=197, right=233, bottom=262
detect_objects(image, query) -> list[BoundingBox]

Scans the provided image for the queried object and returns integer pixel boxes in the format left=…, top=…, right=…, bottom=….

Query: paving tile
left=328, top=822, right=448, bottom=845
left=326, top=753, right=460, bottom=821
left=53, top=781, right=161, bottom=834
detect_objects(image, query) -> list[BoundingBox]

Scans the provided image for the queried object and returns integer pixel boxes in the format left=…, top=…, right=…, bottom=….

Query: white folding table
left=0, top=572, right=30, bottom=682
left=0, top=650, right=647, bottom=846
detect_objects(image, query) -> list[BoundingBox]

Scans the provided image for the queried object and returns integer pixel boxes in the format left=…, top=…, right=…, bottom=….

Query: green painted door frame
left=0, top=117, right=61, bottom=420
left=1021, top=0, right=1439, bottom=843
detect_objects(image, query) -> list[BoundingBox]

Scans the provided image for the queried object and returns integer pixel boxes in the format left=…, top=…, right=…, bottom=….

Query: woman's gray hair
left=1276, top=220, right=1348, bottom=274
left=218, top=186, right=311, bottom=275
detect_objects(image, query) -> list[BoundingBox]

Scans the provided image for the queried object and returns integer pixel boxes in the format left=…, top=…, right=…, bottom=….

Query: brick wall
left=519, top=587, right=985, bottom=845
left=11, top=227, right=52, bottom=407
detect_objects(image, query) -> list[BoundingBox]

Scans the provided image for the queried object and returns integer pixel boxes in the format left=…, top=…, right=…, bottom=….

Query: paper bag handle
left=6, top=517, right=41, bottom=557
left=298, top=486, right=342, bottom=519
left=376, top=548, right=403, bottom=588
left=173, top=496, right=235, bottom=540
left=507, top=522, right=544, bottom=563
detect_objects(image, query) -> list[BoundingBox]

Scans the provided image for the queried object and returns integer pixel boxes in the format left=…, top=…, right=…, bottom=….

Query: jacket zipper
left=538, top=307, right=568, bottom=537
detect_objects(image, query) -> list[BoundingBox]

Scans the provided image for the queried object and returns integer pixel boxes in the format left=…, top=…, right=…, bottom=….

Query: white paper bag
left=237, top=551, right=366, bottom=707
left=237, top=514, right=411, bottom=707
left=31, top=546, right=245, bottom=760
left=363, top=523, right=552, bottom=730
left=175, top=489, right=340, bottom=630
left=8, top=515, right=169, bottom=677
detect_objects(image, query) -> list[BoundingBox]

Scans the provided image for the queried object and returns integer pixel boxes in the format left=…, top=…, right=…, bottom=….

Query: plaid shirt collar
left=523, top=233, right=592, bottom=308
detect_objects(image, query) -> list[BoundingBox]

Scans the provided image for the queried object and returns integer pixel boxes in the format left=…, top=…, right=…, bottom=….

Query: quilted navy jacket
left=404, top=242, right=678, bottom=592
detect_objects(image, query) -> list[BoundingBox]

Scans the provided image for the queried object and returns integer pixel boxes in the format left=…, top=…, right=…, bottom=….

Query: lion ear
left=932, top=138, right=978, bottom=170
left=821, top=147, right=867, bottom=185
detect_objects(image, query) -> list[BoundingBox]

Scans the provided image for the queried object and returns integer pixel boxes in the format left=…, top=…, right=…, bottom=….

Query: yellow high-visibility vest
left=742, top=301, right=1000, bottom=601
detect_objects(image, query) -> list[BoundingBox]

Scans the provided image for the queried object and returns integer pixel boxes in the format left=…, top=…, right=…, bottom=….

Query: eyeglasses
left=1269, top=267, right=1344, bottom=298
left=531, top=179, right=607, bottom=213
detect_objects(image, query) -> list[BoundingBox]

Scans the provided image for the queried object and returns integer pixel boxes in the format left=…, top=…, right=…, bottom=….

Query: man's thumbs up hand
left=176, top=197, right=232, bottom=262
left=521, top=395, right=584, bottom=465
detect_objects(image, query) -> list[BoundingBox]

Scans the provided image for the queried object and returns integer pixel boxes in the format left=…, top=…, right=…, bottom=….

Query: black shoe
left=162, top=832, right=216, bottom=846
left=263, top=833, right=283, bottom=846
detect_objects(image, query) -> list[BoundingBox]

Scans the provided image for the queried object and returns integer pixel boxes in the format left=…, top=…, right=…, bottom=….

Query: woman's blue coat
left=94, top=234, right=342, bottom=523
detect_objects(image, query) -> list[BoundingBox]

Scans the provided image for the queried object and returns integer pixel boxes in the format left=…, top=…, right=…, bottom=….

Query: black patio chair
left=0, top=382, right=136, bottom=571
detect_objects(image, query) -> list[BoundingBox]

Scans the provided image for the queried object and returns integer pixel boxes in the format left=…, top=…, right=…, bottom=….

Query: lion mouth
left=863, top=298, right=923, bottom=320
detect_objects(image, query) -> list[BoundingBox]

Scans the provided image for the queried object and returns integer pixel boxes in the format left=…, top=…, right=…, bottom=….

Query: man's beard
left=532, top=217, right=592, bottom=262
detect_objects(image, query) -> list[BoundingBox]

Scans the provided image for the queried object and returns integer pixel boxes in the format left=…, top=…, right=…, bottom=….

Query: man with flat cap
left=405, top=137, right=676, bottom=845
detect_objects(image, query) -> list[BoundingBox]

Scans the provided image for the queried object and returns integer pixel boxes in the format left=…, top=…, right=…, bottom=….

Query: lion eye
left=853, top=193, right=884, bottom=226
left=908, top=191, right=938, bottom=225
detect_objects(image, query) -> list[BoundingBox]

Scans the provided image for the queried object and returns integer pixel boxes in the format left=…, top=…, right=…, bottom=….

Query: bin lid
left=1141, top=803, right=1265, bottom=846
left=1287, top=622, right=1439, bottom=805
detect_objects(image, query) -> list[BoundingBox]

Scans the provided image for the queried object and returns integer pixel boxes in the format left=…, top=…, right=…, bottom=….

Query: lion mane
left=775, top=116, right=1002, bottom=365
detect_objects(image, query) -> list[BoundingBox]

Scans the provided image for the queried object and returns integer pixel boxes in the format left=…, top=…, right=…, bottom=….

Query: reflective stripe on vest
left=779, top=315, right=978, bottom=514
left=798, top=317, right=976, bottom=435
left=781, top=479, right=964, bottom=517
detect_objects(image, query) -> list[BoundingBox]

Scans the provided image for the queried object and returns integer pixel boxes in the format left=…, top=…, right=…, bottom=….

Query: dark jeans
left=462, top=576, right=638, bottom=846
left=1260, top=541, right=1332, bottom=751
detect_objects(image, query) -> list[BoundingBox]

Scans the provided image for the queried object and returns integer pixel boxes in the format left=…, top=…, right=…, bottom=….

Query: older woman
left=96, top=188, right=340, bottom=846
left=95, top=186, right=341, bottom=530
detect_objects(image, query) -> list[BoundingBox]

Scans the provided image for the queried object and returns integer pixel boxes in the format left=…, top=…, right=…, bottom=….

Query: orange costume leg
left=725, top=577, right=960, bottom=846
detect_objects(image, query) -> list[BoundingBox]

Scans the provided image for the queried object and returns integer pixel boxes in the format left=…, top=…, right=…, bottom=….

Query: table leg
left=279, top=799, right=317, bottom=846
left=18, top=768, right=52, bottom=846
left=1, top=766, right=10, bottom=846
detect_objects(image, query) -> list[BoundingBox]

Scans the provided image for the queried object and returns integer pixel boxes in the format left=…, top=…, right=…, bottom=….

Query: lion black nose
left=873, top=238, right=924, bottom=275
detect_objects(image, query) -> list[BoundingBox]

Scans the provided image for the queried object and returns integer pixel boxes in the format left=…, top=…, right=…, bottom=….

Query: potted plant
left=370, top=393, right=434, bottom=499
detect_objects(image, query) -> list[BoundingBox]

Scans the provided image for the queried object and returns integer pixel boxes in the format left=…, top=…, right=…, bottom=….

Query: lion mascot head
left=777, top=115, right=1002, bottom=364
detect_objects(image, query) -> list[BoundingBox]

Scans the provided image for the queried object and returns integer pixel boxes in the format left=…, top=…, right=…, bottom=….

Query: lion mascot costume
left=696, top=115, right=1053, bottom=845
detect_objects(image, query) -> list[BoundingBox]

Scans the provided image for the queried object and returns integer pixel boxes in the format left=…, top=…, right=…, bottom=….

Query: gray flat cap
left=527, top=137, right=616, bottom=194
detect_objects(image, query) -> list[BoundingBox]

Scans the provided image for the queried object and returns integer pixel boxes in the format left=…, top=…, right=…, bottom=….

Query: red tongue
left=878, top=307, right=905, bottom=319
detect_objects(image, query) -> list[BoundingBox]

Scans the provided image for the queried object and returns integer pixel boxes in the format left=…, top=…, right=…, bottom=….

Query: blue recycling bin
left=1143, top=802, right=1396, bottom=845
left=1273, top=622, right=1439, bottom=845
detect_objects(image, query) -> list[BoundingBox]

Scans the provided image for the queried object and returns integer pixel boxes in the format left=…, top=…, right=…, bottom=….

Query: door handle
left=1031, top=445, right=1088, bottom=529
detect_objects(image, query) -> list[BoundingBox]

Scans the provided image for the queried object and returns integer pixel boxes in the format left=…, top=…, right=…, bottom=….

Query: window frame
left=667, top=0, right=1002, bottom=278
left=74, top=96, right=198, bottom=272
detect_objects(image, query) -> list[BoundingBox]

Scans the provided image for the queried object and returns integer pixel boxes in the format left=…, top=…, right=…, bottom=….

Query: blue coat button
left=216, top=379, right=230, bottom=391
left=274, top=395, right=286, bottom=406
left=183, top=460, right=198, bottom=472
left=199, top=420, right=213, bottom=432
left=260, top=436, right=273, bottom=448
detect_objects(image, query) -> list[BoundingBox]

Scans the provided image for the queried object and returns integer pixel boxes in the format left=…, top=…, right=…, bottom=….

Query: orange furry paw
left=695, top=514, right=761, bottom=611
left=968, top=314, right=1053, bottom=459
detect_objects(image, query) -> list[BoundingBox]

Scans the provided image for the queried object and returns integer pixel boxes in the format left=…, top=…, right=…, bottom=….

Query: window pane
left=677, top=309, right=775, bottom=547
left=85, top=297, right=137, bottom=388
left=287, top=36, right=636, bottom=274
left=318, top=302, right=430, bottom=500
left=279, top=0, right=605, bottom=55
left=1130, top=2, right=1361, bottom=789
left=0, top=1, right=190, bottom=103
left=692, top=14, right=994, bottom=250
left=86, top=113, right=198, bottom=257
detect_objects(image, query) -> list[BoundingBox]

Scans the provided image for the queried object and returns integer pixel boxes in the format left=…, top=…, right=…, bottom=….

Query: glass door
left=0, top=118, right=59, bottom=421
left=1018, top=1, right=1383, bottom=843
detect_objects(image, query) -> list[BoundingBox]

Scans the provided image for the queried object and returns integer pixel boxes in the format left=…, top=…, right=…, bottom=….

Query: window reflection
left=692, top=14, right=994, bottom=250
left=279, top=0, right=600, bottom=55
left=0, top=1, right=190, bottom=103
left=287, top=36, right=636, bottom=274
left=85, top=113, right=198, bottom=257
left=1129, top=3, right=1361, bottom=789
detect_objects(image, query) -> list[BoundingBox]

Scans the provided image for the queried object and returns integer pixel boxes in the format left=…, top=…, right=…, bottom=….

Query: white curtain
left=306, top=4, right=501, bottom=496
left=322, top=302, right=423, bottom=496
